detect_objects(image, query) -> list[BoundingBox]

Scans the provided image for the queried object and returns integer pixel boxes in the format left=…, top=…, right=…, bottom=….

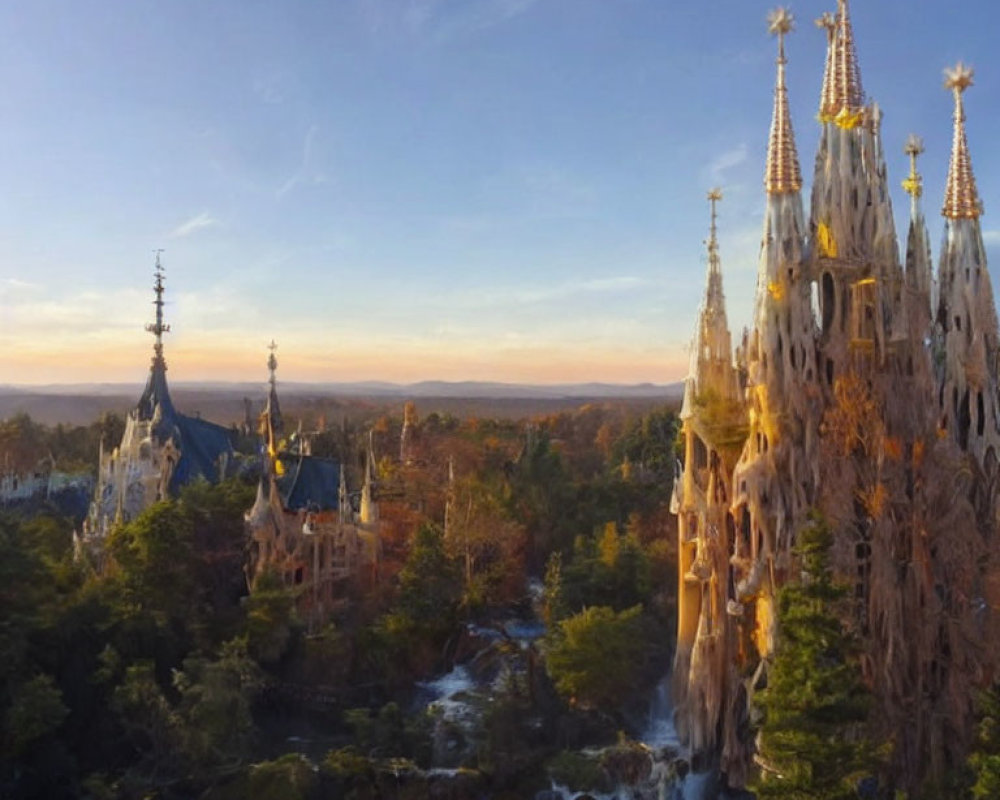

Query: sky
left=1, top=0, right=999, bottom=386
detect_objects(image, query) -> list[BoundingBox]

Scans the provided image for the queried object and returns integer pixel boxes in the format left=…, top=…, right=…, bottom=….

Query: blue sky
left=0, top=0, right=998, bottom=384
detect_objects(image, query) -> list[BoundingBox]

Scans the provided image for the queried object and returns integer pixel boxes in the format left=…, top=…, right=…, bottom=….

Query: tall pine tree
left=750, top=516, right=880, bottom=799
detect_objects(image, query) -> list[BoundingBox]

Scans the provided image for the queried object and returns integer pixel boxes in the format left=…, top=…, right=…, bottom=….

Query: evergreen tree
left=968, top=681, right=1000, bottom=798
left=750, top=517, right=879, bottom=799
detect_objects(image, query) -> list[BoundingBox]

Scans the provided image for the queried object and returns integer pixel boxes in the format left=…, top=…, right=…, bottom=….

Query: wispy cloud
left=276, top=124, right=328, bottom=199
left=170, top=212, right=218, bottom=238
left=983, top=230, right=1000, bottom=245
left=705, top=144, right=749, bottom=184
left=440, top=275, right=652, bottom=309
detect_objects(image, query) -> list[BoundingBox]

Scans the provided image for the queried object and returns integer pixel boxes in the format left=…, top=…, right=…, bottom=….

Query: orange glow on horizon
left=0, top=338, right=690, bottom=386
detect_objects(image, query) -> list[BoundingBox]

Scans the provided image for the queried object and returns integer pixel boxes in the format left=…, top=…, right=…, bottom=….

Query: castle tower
left=935, top=64, right=1000, bottom=463
left=729, top=5, right=814, bottom=644
left=87, top=253, right=234, bottom=543
left=261, top=340, right=284, bottom=458
left=674, top=189, right=744, bottom=758
left=810, top=0, right=902, bottom=378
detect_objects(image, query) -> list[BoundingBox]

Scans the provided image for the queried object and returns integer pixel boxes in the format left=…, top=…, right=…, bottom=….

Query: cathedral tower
left=935, top=64, right=1000, bottom=463
left=674, top=188, right=745, bottom=758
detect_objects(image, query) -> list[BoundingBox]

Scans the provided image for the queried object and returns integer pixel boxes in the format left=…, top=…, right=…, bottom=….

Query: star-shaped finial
left=815, top=11, right=835, bottom=33
left=944, top=62, right=974, bottom=94
left=707, top=188, right=723, bottom=203
left=904, top=134, right=924, bottom=158
left=768, top=7, right=794, bottom=38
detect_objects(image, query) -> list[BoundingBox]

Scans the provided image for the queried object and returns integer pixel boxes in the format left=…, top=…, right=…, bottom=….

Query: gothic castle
left=673, top=0, right=1000, bottom=789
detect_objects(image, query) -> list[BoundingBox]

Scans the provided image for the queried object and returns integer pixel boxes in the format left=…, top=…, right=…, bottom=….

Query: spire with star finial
left=942, top=63, right=982, bottom=220
left=829, top=0, right=865, bottom=127
left=816, top=11, right=836, bottom=121
left=764, top=8, right=802, bottom=195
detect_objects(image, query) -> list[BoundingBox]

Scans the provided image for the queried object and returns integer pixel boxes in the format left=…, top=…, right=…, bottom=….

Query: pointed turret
left=829, top=0, right=864, bottom=127
left=750, top=10, right=810, bottom=387
left=338, top=460, right=350, bottom=530
left=764, top=9, right=802, bottom=195
left=689, top=189, right=738, bottom=403
left=261, top=340, right=283, bottom=456
left=942, top=64, right=982, bottom=220
left=935, top=63, right=1000, bottom=458
left=360, top=430, right=378, bottom=525
left=137, top=251, right=177, bottom=424
left=903, top=135, right=933, bottom=311
left=816, top=11, right=836, bottom=121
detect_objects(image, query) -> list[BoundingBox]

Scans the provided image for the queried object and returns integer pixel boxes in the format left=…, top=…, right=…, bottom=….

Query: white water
left=639, top=677, right=681, bottom=751
left=416, top=664, right=478, bottom=724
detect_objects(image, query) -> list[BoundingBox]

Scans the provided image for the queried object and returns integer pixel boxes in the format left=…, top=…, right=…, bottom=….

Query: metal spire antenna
left=145, top=250, right=170, bottom=369
left=267, top=339, right=279, bottom=388
left=707, top=188, right=723, bottom=273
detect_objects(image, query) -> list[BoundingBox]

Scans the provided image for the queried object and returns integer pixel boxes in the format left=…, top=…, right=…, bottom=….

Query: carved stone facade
left=673, top=3, right=1000, bottom=790
left=244, top=348, right=380, bottom=626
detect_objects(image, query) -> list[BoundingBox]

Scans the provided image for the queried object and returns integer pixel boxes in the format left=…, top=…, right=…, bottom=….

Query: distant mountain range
left=0, top=381, right=684, bottom=426
left=0, top=380, right=683, bottom=401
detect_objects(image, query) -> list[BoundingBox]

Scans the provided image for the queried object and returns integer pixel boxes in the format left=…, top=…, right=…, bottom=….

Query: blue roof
left=168, top=413, right=236, bottom=493
left=276, top=453, right=340, bottom=511
left=137, top=362, right=235, bottom=494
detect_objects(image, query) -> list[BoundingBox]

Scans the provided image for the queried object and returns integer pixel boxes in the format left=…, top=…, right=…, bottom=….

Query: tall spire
left=261, top=340, right=283, bottom=456
left=145, top=250, right=170, bottom=370
left=902, top=134, right=924, bottom=200
left=707, top=188, right=722, bottom=271
left=942, top=63, right=982, bottom=220
left=903, top=134, right=933, bottom=314
left=816, top=11, right=836, bottom=121
left=829, top=0, right=865, bottom=127
left=267, top=340, right=279, bottom=390
left=764, top=8, right=802, bottom=195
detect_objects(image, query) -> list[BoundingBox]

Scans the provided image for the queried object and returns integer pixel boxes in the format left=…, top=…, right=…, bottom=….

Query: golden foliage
left=822, top=374, right=884, bottom=459
left=860, top=482, right=888, bottom=519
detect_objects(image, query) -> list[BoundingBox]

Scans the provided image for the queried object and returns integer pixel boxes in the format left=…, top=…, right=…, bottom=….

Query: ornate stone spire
left=902, top=134, right=924, bottom=199
left=903, top=134, right=933, bottom=316
left=830, top=0, right=865, bottom=127
left=764, top=8, right=802, bottom=195
left=145, top=250, right=170, bottom=370
left=816, top=11, right=836, bottom=121
left=942, top=63, right=982, bottom=220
